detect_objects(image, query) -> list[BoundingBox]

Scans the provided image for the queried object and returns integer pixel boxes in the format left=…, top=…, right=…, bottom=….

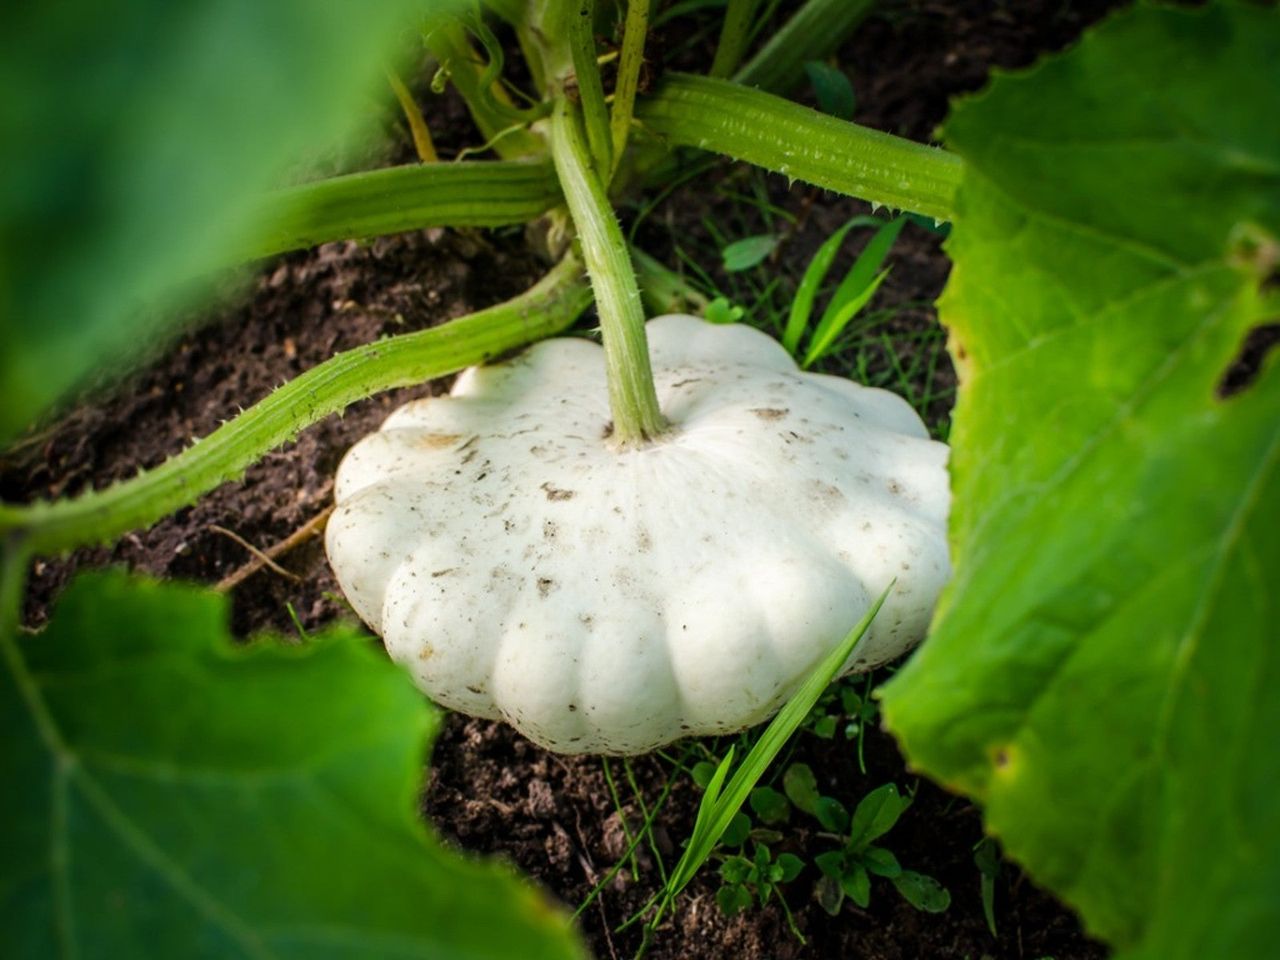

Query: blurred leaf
left=776, top=853, right=805, bottom=883
left=839, top=686, right=864, bottom=715
left=721, top=233, right=778, bottom=272
left=804, top=60, right=856, bottom=120
left=815, top=875, right=844, bottom=916
left=692, top=760, right=720, bottom=789
left=719, top=855, right=753, bottom=885
left=749, top=786, right=791, bottom=825
left=811, top=714, right=838, bottom=738
left=716, top=883, right=752, bottom=916
left=0, top=0, right=458, bottom=443
left=704, top=295, right=745, bottom=325
left=0, top=571, right=582, bottom=959
left=975, top=838, right=1000, bottom=937
left=721, top=810, right=753, bottom=847
left=880, top=5, right=1280, bottom=956
left=782, top=762, right=821, bottom=815
left=892, top=871, right=951, bottom=914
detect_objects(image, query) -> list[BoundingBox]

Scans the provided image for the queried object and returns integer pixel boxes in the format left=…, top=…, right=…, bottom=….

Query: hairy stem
left=550, top=97, right=666, bottom=445
left=609, top=0, right=651, bottom=180
left=631, top=245, right=709, bottom=316
left=245, top=160, right=561, bottom=261
left=1, top=257, right=592, bottom=556
left=569, top=0, right=613, bottom=180
left=710, top=0, right=761, bottom=79
left=638, top=73, right=962, bottom=222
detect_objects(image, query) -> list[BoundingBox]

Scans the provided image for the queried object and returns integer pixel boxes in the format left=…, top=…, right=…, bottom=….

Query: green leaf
left=719, top=855, right=754, bottom=886
left=880, top=5, right=1280, bottom=958
left=783, top=763, right=821, bottom=815
left=722, top=234, right=779, bottom=272
left=811, top=714, right=839, bottom=739
left=814, top=874, right=844, bottom=916
left=892, top=871, right=950, bottom=914
left=0, top=0, right=456, bottom=444
left=848, top=784, right=906, bottom=850
left=840, top=862, right=871, bottom=909
left=862, top=846, right=902, bottom=879
left=814, top=796, right=850, bottom=835
left=704, top=296, right=745, bottom=325
left=776, top=853, right=805, bottom=883
left=692, top=760, right=720, bottom=789
left=804, top=61, right=856, bottom=120
left=975, top=838, right=1000, bottom=937
left=0, top=572, right=582, bottom=959
left=839, top=686, right=865, bottom=715
left=716, top=883, right=753, bottom=917
left=748, top=786, right=791, bottom=825
left=721, top=811, right=753, bottom=847
left=813, top=850, right=845, bottom=881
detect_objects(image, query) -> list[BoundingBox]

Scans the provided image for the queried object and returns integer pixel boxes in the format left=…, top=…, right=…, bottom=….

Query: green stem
left=609, top=0, right=651, bottom=178
left=734, top=0, right=875, bottom=93
left=244, top=160, right=561, bottom=261
left=631, top=245, right=709, bottom=316
left=568, top=0, right=613, bottom=181
left=386, top=68, right=439, bottom=163
left=709, top=0, right=761, bottom=79
left=1, top=534, right=27, bottom=646
left=550, top=97, right=666, bottom=446
left=0, top=257, right=592, bottom=556
left=424, top=20, right=544, bottom=158
left=637, top=73, right=962, bottom=222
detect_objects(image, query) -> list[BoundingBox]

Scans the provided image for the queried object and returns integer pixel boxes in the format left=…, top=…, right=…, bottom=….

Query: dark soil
left=3, top=2, right=1124, bottom=958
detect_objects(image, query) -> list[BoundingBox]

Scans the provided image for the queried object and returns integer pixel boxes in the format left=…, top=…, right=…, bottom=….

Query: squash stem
left=639, top=73, right=961, bottom=222
left=709, top=0, right=761, bottom=79
left=0, top=256, right=592, bottom=555
left=568, top=0, right=613, bottom=181
left=550, top=95, right=666, bottom=446
left=608, top=0, right=651, bottom=180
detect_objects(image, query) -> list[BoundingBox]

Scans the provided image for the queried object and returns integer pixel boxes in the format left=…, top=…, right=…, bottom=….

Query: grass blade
left=651, top=582, right=893, bottom=926
left=802, top=215, right=905, bottom=366
left=801, top=267, right=890, bottom=368
left=781, top=219, right=857, bottom=354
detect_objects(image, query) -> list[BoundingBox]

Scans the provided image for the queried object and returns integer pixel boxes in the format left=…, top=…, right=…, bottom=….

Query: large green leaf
left=0, top=0, right=458, bottom=444
left=0, top=571, right=584, bottom=959
left=881, top=4, right=1279, bottom=958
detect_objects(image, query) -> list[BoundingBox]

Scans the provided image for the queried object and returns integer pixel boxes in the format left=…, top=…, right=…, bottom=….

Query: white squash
left=326, top=314, right=949, bottom=754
